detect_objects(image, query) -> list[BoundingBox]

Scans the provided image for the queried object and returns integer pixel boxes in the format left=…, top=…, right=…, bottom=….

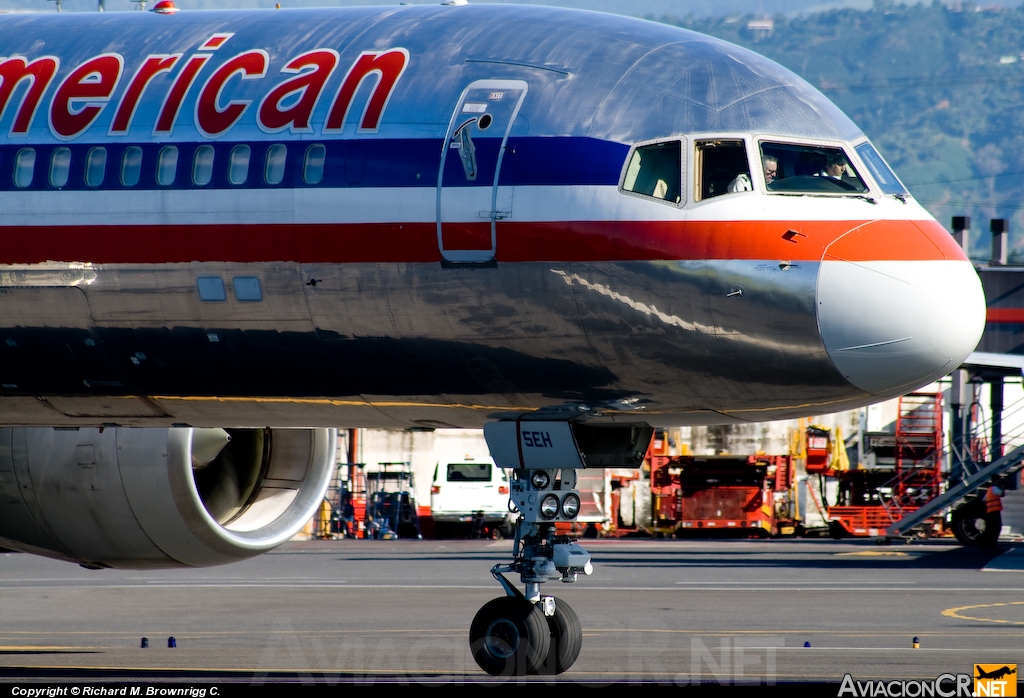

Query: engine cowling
left=0, top=426, right=336, bottom=568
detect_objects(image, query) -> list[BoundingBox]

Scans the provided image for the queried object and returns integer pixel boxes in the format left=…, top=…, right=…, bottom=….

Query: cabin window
left=303, top=143, right=325, bottom=185
left=233, top=276, right=262, bottom=302
left=197, top=276, right=226, bottom=302
left=85, top=148, right=106, bottom=187
left=14, top=148, right=35, bottom=188
left=49, top=148, right=71, bottom=188
left=228, top=144, right=250, bottom=185
left=854, top=142, right=906, bottom=195
left=621, top=140, right=681, bottom=204
left=121, top=146, right=142, bottom=187
left=695, top=140, right=751, bottom=201
left=264, top=144, right=286, bottom=185
left=192, top=145, right=214, bottom=186
left=759, top=142, right=866, bottom=194
left=157, top=146, right=178, bottom=186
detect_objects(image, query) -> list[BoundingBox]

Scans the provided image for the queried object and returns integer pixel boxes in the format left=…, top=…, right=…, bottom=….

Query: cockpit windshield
left=760, top=142, right=866, bottom=194
left=854, top=142, right=907, bottom=196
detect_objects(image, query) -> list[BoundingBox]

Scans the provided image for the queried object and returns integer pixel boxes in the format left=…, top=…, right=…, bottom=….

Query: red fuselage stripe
left=987, top=308, right=1024, bottom=324
left=0, top=218, right=959, bottom=265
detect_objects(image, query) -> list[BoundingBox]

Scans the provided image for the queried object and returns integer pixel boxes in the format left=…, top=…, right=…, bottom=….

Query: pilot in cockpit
left=762, top=154, right=779, bottom=186
left=818, top=154, right=847, bottom=180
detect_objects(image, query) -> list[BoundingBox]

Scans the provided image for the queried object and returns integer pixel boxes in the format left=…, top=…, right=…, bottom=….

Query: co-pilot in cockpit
left=760, top=142, right=866, bottom=193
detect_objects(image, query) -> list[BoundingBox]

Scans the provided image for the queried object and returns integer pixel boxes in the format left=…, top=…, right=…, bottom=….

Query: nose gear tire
left=534, top=596, right=582, bottom=675
left=470, top=597, right=551, bottom=676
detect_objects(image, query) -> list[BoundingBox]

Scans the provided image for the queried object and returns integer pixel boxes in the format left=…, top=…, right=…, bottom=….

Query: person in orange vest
left=983, top=480, right=1005, bottom=553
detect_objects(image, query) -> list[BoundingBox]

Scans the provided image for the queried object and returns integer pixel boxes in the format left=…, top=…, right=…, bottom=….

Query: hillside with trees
left=661, top=1, right=1024, bottom=261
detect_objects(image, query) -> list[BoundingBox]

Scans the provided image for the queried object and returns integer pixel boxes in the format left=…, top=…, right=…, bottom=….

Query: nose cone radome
left=817, top=226, right=985, bottom=398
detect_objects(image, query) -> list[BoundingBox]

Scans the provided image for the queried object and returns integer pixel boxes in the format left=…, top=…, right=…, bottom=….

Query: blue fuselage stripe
left=0, top=136, right=629, bottom=191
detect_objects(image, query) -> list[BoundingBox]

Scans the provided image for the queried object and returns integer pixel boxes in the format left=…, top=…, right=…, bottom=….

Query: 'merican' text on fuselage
left=0, top=34, right=408, bottom=140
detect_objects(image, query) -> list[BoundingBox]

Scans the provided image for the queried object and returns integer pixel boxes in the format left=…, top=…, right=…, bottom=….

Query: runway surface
left=1, top=537, right=1022, bottom=686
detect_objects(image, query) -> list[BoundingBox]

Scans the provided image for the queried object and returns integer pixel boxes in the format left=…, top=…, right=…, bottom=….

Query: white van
left=430, top=458, right=512, bottom=538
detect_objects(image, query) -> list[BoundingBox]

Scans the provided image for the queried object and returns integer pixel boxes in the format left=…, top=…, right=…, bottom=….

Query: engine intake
left=0, top=426, right=335, bottom=568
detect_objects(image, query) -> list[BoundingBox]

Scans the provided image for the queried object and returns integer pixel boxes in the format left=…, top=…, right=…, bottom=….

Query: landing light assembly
left=561, top=492, right=581, bottom=518
left=540, top=494, right=560, bottom=519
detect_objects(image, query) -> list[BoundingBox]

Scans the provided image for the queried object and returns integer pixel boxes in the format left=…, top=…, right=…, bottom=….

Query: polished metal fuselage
left=0, top=5, right=980, bottom=428
left=0, top=256, right=838, bottom=428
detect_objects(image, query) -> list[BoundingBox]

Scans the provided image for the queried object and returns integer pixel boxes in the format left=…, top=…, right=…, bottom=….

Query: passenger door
left=437, top=79, right=528, bottom=265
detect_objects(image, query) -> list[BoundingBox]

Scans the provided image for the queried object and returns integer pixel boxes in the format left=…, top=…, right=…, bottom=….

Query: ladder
left=879, top=393, right=943, bottom=524
left=886, top=392, right=1024, bottom=538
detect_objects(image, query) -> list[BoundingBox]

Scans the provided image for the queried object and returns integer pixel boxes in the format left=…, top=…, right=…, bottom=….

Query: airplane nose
left=816, top=222, right=986, bottom=397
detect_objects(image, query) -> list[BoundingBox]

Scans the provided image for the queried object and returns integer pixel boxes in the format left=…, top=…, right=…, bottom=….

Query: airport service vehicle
left=0, top=3, right=986, bottom=676
left=651, top=454, right=797, bottom=537
left=430, top=459, right=512, bottom=537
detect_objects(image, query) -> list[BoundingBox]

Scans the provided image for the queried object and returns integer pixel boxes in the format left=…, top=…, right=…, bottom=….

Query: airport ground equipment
left=886, top=390, right=1024, bottom=543
left=605, top=470, right=646, bottom=536
left=828, top=394, right=944, bottom=537
left=473, top=420, right=652, bottom=675
left=650, top=454, right=796, bottom=537
left=327, top=461, right=368, bottom=538
left=571, top=468, right=613, bottom=531
left=790, top=420, right=852, bottom=534
left=364, top=462, right=421, bottom=540
left=879, top=393, right=944, bottom=518
left=804, top=383, right=1024, bottom=543
left=804, top=424, right=845, bottom=475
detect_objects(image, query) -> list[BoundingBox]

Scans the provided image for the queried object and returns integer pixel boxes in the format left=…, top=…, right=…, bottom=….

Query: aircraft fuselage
left=0, top=5, right=985, bottom=429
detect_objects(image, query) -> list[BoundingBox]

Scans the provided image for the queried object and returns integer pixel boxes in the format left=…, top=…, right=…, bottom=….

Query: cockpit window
left=854, top=142, right=907, bottom=196
left=760, top=142, right=866, bottom=194
left=695, top=140, right=751, bottom=201
left=621, top=140, right=681, bottom=204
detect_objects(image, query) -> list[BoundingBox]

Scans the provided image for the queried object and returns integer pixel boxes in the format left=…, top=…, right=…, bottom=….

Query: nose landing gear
left=470, top=419, right=652, bottom=676
left=468, top=519, right=589, bottom=671
left=469, top=465, right=592, bottom=675
left=541, top=594, right=583, bottom=674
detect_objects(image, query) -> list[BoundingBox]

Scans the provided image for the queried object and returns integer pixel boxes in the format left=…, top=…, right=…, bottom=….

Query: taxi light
left=540, top=494, right=559, bottom=519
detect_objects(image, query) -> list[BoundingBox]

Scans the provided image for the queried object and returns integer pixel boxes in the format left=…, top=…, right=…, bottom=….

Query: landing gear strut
left=470, top=467, right=591, bottom=675
left=469, top=420, right=652, bottom=676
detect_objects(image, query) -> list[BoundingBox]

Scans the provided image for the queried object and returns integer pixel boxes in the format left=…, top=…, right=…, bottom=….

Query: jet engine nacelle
left=0, top=426, right=336, bottom=569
